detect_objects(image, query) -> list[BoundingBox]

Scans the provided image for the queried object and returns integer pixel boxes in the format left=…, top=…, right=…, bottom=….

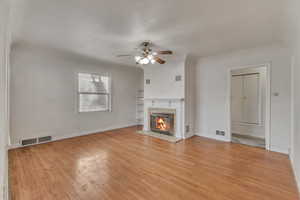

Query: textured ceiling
left=10, top=0, right=287, bottom=66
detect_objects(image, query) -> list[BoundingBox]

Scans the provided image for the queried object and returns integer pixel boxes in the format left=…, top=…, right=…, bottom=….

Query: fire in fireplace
left=150, top=113, right=175, bottom=136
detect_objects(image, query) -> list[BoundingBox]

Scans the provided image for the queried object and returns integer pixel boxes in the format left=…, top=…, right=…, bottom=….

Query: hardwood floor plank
left=9, top=126, right=300, bottom=200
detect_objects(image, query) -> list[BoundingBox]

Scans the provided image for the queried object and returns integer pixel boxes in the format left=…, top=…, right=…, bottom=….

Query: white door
left=231, top=74, right=260, bottom=125
left=243, top=74, right=259, bottom=124
left=231, top=76, right=244, bottom=123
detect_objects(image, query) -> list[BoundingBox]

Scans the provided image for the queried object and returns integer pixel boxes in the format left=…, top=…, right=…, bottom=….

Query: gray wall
left=143, top=56, right=185, bottom=99
left=0, top=0, right=9, bottom=199
left=10, top=43, right=143, bottom=144
left=288, top=0, right=300, bottom=191
left=184, top=56, right=197, bottom=138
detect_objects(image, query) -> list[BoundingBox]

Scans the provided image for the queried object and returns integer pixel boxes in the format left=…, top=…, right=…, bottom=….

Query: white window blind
left=78, top=73, right=111, bottom=112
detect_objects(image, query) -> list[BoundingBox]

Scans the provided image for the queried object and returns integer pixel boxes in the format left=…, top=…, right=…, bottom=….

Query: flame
left=156, top=117, right=167, bottom=131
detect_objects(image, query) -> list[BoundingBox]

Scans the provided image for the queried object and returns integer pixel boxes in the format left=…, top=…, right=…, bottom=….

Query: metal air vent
left=38, top=136, right=52, bottom=143
left=21, top=138, right=37, bottom=146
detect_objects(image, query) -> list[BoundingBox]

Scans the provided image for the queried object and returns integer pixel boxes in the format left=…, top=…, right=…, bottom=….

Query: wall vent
left=38, top=136, right=52, bottom=143
left=21, top=138, right=37, bottom=146
left=216, top=130, right=225, bottom=136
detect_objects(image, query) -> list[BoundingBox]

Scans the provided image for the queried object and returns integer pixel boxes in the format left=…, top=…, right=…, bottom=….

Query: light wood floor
left=9, top=126, right=299, bottom=200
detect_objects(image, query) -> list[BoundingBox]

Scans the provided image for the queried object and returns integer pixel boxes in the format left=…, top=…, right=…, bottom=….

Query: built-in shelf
left=136, top=90, right=144, bottom=125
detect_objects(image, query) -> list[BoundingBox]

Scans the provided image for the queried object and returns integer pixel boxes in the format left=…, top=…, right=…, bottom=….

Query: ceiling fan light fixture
left=117, top=41, right=171, bottom=65
left=147, top=55, right=153, bottom=60
left=141, top=57, right=150, bottom=65
left=135, top=56, right=141, bottom=62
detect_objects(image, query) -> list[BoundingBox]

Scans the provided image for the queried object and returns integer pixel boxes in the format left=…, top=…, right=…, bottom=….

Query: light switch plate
left=175, top=75, right=182, bottom=81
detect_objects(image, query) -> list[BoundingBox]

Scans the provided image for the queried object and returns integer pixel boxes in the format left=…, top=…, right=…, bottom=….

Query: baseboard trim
left=290, top=156, right=300, bottom=194
left=195, top=132, right=231, bottom=142
left=270, top=146, right=289, bottom=154
left=183, top=132, right=195, bottom=139
left=8, top=123, right=139, bottom=150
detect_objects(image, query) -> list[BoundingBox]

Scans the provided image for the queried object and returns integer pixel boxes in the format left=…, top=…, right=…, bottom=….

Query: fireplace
left=150, top=111, right=175, bottom=136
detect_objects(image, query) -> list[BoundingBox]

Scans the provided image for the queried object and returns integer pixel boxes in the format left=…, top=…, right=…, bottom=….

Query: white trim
left=195, top=132, right=231, bottom=142
left=289, top=56, right=299, bottom=193
left=227, top=63, right=271, bottom=150
left=269, top=146, right=289, bottom=154
left=8, top=123, right=138, bottom=150
left=183, top=132, right=195, bottom=139
left=290, top=157, right=300, bottom=192
left=75, top=72, right=112, bottom=113
left=290, top=56, right=295, bottom=159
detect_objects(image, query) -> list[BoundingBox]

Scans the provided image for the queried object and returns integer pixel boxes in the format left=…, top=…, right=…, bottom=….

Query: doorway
left=229, top=64, right=270, bottom=149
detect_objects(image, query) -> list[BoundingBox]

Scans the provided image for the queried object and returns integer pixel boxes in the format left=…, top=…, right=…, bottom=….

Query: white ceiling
left=10, top=0, right=287, bottom=66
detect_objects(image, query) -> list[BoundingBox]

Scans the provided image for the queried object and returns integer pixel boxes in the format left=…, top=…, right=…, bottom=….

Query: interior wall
left=231, top=67, right=266, bottom=139
left=143, top=56, right=185, bottom=99
left=195, top=44, right=291, bottom=154
left=10, top=43, right=143, bottom=145
left=0, top=0, right=10, bottom=199
left=184, top=55, right=197, bottom=138
left=287, top=0, right=300, bottom=191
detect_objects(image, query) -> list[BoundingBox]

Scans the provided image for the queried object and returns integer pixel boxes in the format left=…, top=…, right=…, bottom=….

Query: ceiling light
left=141, top=58, right=150, bottom=65
left=147, top=55, right=153, bottom=60
left=135, top=56, right=141, bottom=62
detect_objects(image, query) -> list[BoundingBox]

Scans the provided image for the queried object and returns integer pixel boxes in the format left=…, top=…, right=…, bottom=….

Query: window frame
left=77, top=72, right=112, bottom=113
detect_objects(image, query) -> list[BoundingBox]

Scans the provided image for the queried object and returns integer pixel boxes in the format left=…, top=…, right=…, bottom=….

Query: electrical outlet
left=146, top=79, right=150, bottom=84
left=216, top=130, right=225, bottom=136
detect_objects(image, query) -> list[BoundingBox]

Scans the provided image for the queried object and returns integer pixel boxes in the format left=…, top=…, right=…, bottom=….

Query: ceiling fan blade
left=156, top=50, right=173, bottom=55
left=154, top=57, right=166, bottom=64
left=116, top=54, right=133, bottom=57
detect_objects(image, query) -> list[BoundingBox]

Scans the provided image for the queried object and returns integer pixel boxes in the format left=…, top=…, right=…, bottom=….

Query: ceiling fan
left=116, top=41, right=173, bottom=65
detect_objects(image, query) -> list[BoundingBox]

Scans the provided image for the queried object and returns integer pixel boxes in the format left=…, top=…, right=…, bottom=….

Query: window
left=78, top=73, right=111, bottom=112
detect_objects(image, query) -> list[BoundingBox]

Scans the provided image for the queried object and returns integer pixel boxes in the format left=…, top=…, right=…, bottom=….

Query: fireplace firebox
left=150, top=113, right=175, bottom=136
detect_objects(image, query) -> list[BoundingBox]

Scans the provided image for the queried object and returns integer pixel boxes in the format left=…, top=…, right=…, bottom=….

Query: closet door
left=243, top=74, right=260, bottom=124
left=231, top=76, right=244, bottom=123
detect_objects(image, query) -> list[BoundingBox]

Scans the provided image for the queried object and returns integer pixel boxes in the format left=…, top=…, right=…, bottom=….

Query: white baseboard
left=270, top=146, right=289, bottom=154
left=3, top=182, right=8, bottom=200
left=290, top=155, right=300, bottom=193
left=183, top=133, right=195, bottom=140
left=2, top=149, right=9, bottom=200
left=8, top=123, right=139, bottom=150
left=296, top=170, right=300, bottom=193
left=195, top=132, right=231, bottom=142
